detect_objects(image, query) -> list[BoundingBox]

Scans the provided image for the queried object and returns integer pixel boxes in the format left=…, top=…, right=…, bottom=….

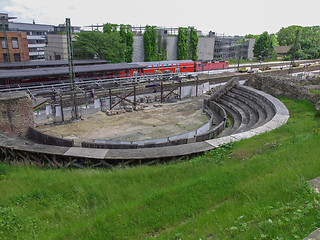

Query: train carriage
left=0, top=59, right=230, bottom=88
left=135, top=60, right=195, bottom=75
left=194, top=60, right=229, bottom=71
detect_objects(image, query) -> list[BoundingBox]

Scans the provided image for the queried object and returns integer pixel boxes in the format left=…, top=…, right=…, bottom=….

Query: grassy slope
left=0, top=98, right=320, bottom=239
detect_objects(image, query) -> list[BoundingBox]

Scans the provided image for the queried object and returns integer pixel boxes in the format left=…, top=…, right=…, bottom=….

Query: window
left=3, top=53, right=9, bottom=62
left=1, top=38, right=6, bottom=49
left=12, top=38, right=19, bottom=49
left=14, top=53, right=21, bottom=62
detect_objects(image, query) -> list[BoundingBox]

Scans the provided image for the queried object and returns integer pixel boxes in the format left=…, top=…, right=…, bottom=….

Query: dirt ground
left=36, top=97, right=209, bottom=143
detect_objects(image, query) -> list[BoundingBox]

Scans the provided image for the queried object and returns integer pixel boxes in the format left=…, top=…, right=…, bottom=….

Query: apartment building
left=9, top=22, right=54, bottom=61
left=0, top=14, right=29, bottom=62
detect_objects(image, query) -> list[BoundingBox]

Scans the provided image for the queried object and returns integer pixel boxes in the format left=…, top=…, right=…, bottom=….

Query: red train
left=0, top=60, right=229, bottom=88
left=135, top=60, right=229, bottom=75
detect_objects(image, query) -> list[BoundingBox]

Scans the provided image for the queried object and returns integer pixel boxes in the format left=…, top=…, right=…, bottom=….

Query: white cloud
left=2, top=0, right=320, bottom=35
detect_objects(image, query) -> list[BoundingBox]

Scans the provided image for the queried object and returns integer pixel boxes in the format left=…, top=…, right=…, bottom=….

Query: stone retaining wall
left=0, top=92, right=34, bottom=137
left=26, top=127, right=74, bottom=147
left=245, top=74, right=320, bottom=113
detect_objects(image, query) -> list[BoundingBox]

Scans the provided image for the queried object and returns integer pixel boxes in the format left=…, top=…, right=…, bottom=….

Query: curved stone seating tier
left=231, top=86, right=276, bottom=123
left=228, top=90, right=268, bottom=128
left=0, top=83, right=290, bottom=167
left=216, top=84, right=277, bottom=136
left=215, top=99, right=242, bottom=137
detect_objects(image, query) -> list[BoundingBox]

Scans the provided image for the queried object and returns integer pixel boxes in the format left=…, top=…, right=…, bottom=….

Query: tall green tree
left=119, top=24, right=134, bottom=62
left=277, top=25, right=320, bottom=59
left=189, top=27, right=199, bottom=61
left=103, top=23, right=118, bottom=34
left=144, top=25, right=158, bottom=61
left=74, top=22, right=135, bottom=63
left=73, top=27, right=126, bottom=63
left=253, top=31, right=275, bottom=61
left=177, top=27, right=189, bottom=60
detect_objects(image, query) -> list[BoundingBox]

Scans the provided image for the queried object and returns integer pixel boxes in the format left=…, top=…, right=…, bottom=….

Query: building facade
left=44, top=24, right=80, bottom=61
left=44, top=34, right=68, bottom=60
left=0, top=13, right=29, bottom=62
left=0, top=31, right=29, bottom=62
left=132, top=27, right=216, bottom=62
left=9, top=22, right=54, bottom=61
left=213, top=35, right=255, bottom=60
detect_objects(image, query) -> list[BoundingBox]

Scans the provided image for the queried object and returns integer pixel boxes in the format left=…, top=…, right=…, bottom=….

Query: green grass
left=310, top=90, right=320, bottom=94
left=1, top=98, right=320, bottom=239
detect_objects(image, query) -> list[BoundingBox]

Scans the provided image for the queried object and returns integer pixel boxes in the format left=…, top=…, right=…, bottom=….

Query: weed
left=204, top=142, right=235, bottom=165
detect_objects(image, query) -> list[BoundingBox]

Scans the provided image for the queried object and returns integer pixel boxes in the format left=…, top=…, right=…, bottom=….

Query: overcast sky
left=1, top=0, right=320, bottom=36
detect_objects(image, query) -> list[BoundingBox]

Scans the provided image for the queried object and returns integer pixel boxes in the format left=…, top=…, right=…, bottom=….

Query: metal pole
left=179, top=80, right=182, bottom=99
left=60, top=94, right=64, bottom=122
left=160, top=79, right=163, bottom=103
left=237, top=44, right=241, bottom=71
left=289, top=30, right=300, bottom=75
left=188, top=26, right=190, bottom=59
left=266, top=34, right=272, bottom=62
left=196, top=78, right=198, bottom=97
left=109, top=89, right=112, bottom=110
left=134, top=84, right=136, bottom=107
left=66, top=18, right=78, bottom=119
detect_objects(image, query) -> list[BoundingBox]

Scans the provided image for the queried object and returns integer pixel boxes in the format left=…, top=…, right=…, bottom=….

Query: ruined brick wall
left=0, top=92, right=34, bottom=136
left=245, top=74, right=320, bottom=113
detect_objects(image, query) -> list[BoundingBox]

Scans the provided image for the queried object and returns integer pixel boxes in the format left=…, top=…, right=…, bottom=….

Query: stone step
left=227, top=89, right=268, bottom=129
left=216, top=99, right=242, bottom=136
left=223, top=92, right=260, bottom=132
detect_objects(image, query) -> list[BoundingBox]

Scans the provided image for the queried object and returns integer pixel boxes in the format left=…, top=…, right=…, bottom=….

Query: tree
left=277, top=25, right=320, bottom=59
left=177, top=27, right=188, bottom=60
left=73, top=22, right=135, bottom=63
left=189, top=27, right=198, bottom=61
left=73, top=31, right=105, bottom=60
left=253, top=31, right=275, bottom=61
left=119, top=24, right=134, bottom=62
left=144, top=25, right=158, bottom=61
left=73, top=28, right=126, bottom=63
left=103, top=23, right=118, bottom=34
left=244, top=34, right=259, bottom=40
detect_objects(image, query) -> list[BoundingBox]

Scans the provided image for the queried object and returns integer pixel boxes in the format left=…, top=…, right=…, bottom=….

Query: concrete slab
left=105, top=149, right=145, bottom=160
left=303, top=228, right=320, bottom=240
left=272, top=114, right=290, bottom=124
left=261, top=120, right=283, bottom=130
left=17, top=143, right=69, bottom=155
left=250, top=125, right=273, bottom=134
left=64, top=147, right=108, bottom=159
left=230, top=131, right=257, bottom=141
left=206, top=136, right=235, bottom=147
